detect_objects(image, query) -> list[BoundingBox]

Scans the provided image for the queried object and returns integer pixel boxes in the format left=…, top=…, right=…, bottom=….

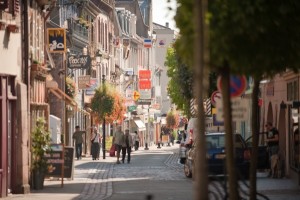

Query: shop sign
left=139, top=80, right=151, bottom=89
left=67, top=55, right=91, bottom=69
left=78, top=75, right=90, bottom=89
left=47, top=28, right=66, bottom=53
left=139, top=70, right=151, bottom=79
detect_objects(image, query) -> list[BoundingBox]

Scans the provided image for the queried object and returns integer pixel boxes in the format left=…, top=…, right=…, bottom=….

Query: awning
left=134, top=120, right=146, bottom=131
left=46, top=80, right=77, bottom=107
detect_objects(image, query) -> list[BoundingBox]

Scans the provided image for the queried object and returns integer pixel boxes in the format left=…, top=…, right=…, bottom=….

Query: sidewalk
left=4, top=144, right=170, bottom=200
left=4, top=144, right=300, bottom=200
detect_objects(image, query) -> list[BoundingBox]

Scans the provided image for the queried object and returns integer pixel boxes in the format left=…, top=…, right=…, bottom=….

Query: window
left=287, top=79, right=299, bottom=101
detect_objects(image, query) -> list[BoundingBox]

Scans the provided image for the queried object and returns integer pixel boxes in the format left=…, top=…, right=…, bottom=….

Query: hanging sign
left=67, top=55, right=91, bottom=69
left=47, top=28, right=66, bottom=53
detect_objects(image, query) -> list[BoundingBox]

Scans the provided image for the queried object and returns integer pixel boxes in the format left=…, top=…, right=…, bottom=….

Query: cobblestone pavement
left=4, top=145, right=300, bottom=200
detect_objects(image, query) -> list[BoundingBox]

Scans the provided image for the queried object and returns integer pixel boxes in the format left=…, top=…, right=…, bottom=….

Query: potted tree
left=31, top=118, right=52, bottom=190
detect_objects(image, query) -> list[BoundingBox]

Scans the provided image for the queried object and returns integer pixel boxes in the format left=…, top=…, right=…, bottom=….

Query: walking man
left=72, top=125, right=86, bottom=160
left=122, top=129, right=134, bottom=163
left=113, top=125, right=124, bottom=164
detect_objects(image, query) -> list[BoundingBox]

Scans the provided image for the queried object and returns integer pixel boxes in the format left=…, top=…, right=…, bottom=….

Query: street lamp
left=102, top=74, right=106, bottom=159
left=96, top=50, right=106, bottom=159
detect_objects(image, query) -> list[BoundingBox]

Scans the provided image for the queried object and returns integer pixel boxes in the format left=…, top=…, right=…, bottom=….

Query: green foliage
left=91, top=83, right=114, bottom=122
left=174, top=0, right=195, bottom=67
left=165, top=47, right=193, bottom=117
left=209, top=0, right=300, bottom=77
left=31, top=118, right=52, bottom=172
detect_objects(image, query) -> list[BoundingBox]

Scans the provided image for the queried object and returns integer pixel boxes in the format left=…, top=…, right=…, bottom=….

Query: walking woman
left=91, top=128, right=100, bottom=160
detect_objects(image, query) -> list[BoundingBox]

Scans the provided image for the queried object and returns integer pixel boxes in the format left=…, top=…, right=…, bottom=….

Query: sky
left=152, top=0, right=177, bottom=31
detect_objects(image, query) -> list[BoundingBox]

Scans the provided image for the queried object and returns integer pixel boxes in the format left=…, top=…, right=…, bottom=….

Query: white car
left=179, top=118, right=198, bottom=164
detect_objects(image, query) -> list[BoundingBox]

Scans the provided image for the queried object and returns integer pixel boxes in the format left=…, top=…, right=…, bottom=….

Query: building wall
left=153, top=24, right=174, bottom=115
left=260, top=75, right=290, bottom=175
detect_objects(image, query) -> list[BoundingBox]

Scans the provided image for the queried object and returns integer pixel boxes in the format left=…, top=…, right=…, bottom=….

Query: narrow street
left=5, top=145, right=300, bottom=200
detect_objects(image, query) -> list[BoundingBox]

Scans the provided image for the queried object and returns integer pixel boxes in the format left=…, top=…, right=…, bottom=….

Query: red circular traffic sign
left=211, top=91, right=222, bottom=107
left=217, top=75, right=247, bottom=98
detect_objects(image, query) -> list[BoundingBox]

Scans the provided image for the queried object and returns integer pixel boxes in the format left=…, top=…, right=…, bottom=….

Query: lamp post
left=102, top=74, right=106, bottom=159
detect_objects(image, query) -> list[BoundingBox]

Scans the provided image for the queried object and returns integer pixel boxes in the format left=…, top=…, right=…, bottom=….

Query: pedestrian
left=134, top=131, right=140, bottom=151
left=122, top=129, right=134, bottom=163
left=265, top=121, right=279, bottom=177
left=112, top=125, right=124, bottom=164
left=72, top=125, right=86, bottom=160
left=91, top=127, right=100, bottom=160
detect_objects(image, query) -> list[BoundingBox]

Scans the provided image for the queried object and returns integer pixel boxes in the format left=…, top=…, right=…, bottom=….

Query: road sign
left=127, top=105, right=137, bottom=112
left=133, top=91, right=140, bottom=101
left=211, top=91, right=222, bottom=107
left=217, top=75, right=247, bottom=98
left=137, top=99, right=151, bottom=105
left=215, top=98, right=249, bottom=121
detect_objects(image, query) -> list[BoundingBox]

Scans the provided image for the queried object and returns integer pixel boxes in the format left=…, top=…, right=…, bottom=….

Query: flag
left=144, top=39, right=152, bottom=48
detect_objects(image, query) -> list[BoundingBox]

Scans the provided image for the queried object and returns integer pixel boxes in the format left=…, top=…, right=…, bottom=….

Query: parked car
left=245, top=135, right=269, bottom=170
left=179, top=118, right=198, bottom=164
left=184, top=132, right=251, bottom=179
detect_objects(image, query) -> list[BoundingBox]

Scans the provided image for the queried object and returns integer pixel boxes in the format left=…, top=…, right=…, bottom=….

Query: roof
left=153, top=22, right=172, bottom=30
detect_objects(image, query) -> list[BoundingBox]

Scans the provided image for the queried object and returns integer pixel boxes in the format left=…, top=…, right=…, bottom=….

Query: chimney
left=166, top=22, right=169, bottom=28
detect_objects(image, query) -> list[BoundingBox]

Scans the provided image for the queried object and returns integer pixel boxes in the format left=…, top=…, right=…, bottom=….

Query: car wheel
left=184, top=161, right=192, bottom=178
left=180, top=158, right=186, bottom=164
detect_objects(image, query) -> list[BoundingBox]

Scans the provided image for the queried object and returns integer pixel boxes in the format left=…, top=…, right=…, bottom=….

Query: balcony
left=69, top=18, right=88, bottom=43
left=90, top=0, right=114, bottom=14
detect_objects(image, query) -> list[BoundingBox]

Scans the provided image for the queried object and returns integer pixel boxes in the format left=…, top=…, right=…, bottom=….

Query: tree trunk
left=220, top=65, right=239, bottom=199
left=249, top=77, right=261, bottom=199
left=194, top=0, right=209, bottom=199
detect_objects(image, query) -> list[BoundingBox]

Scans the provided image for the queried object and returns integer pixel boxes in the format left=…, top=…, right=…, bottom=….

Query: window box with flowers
left=65, top=77, right=77, bottom=99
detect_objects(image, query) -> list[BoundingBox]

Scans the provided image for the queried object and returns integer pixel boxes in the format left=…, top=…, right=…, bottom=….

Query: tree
left=91, top=83, right=114, bottom=123
left=175, top=0, right=300, bottom=199
left=91, top=84, right=126, bottom=125
left=209, top=1, right=300, bottom=199
left=165, top=47, right=193, bottom=117
left=105, top=89, right=126, bottom=124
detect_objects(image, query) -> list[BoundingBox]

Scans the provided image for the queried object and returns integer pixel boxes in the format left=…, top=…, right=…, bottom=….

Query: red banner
left=139, top=80, right=151, bottom=89
left=139, top=70, right=151, bottom=79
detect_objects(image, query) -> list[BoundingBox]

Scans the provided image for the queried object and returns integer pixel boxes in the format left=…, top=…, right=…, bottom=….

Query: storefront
left=0, top=75, right=16, bottom=197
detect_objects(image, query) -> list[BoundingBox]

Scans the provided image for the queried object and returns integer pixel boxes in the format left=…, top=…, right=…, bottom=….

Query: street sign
left=139, top=90, right=151, bottom=99
left=137, top=99, right=151, bottom=105
left=217, top=75, right=247, bottom=98
left=215, top=98, right=249, bottom=121
left=211, top=91, right=222, bottom=107
left=133, top=91, right=140, bottom=101
left=127, top=105, right=137, bottom=112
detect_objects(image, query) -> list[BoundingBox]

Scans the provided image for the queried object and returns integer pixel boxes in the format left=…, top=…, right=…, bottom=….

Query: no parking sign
left=217, top=75, right=247, bottom=98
